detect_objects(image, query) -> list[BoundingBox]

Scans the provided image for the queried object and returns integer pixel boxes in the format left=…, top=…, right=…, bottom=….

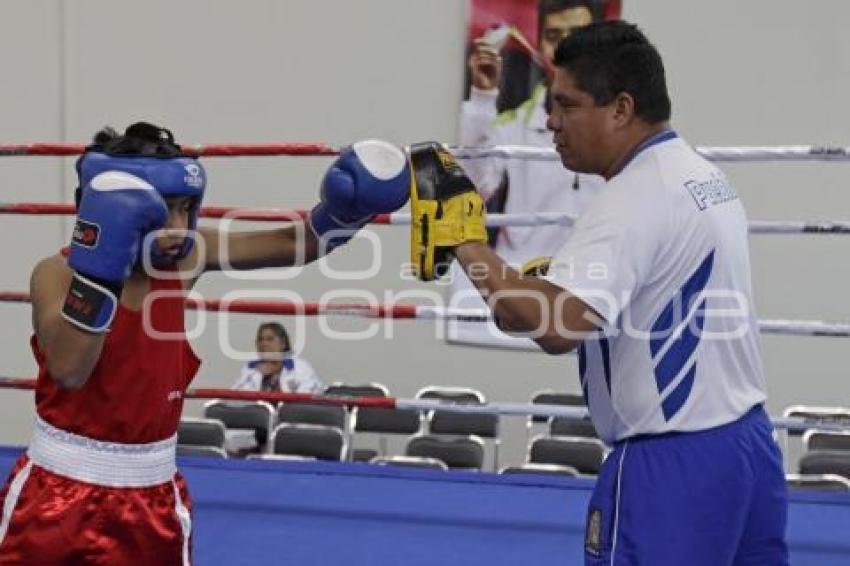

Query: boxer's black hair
left=89, top=122, right=186, bottom=158
left=74, top=122, right=188, bottom=208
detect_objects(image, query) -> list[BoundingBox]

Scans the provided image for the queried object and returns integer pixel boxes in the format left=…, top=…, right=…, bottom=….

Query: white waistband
left=27, top=416, right=177, bottom=487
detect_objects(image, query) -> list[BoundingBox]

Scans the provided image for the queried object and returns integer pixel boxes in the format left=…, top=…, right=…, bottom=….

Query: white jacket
left=232, top=357, right=323, bottom=394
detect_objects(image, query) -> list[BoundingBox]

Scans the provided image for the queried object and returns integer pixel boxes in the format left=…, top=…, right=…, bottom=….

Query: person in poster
left=449, top=0, right=620, bottom=350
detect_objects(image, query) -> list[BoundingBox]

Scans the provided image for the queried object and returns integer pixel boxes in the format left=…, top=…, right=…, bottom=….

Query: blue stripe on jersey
left=650, top=250, right=715, bottom=358
left=578, top=343, right=589, bottom=402
left=661, top=362, right=697, bottom=420
left=650, top=250, right=714, bottom=421
left=654, top=301, right=706, bottom=393
left=599, top=336, right=612, bottom=394
left=578, top=343, right=587, bottom=380
left=578, top=335, right=613, bottom=402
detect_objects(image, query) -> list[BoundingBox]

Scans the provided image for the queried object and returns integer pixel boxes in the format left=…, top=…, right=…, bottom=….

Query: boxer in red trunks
left=0, top=122, right=410, bottom=564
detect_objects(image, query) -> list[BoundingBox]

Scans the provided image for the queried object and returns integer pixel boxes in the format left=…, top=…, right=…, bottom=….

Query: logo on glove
left=436, top=147, right=464, bottom=174
left=72, top=220, right=100, bottom=248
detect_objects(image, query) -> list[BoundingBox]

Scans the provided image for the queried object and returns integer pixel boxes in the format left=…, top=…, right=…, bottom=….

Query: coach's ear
left=612, top=91, right=636, bottom=128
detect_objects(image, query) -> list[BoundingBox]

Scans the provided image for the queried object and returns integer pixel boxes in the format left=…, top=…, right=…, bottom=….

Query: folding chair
left=406, top=434, right=485, bottom=470
left=177, top=418, right=227, bottom=457
left=416, top=386, right=499, bottom=469
left=271, top=423, right=346, bottom=461
left=204, top=400, right=276, bottom=453
left=528, top=435, right=607, bottom=475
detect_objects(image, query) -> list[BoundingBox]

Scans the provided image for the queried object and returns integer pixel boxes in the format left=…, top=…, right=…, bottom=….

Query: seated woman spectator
left=232, top=322, right=323, bottom=394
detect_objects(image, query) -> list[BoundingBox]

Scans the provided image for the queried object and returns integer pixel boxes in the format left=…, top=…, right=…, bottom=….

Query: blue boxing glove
left=62, top=171, right=168, bottom=333
left=309, top=139, right=410, bottom=252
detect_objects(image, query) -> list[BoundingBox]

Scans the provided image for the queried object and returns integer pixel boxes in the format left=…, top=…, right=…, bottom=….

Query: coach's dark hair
left=74, top=122, right=187, bottom=208
left=257, top=322, right=291, bottom=352
left=554, top=20, right=671, bottom=123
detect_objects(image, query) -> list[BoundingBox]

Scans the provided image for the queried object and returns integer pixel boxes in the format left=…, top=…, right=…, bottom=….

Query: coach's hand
left=408, top=141, right=487, bottom=281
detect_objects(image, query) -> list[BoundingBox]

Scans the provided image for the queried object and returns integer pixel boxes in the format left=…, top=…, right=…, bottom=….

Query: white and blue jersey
left=550, top=130, right=766, bottom=444
left=552, top=131, right=788, bottom=565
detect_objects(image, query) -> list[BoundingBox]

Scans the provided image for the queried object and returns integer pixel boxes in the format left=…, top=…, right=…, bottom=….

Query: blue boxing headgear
left=75, top=150, right=206, bottom=264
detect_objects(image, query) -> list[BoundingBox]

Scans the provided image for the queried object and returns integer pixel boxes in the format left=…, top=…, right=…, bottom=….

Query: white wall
left=1, top=0, right=848, bottom=467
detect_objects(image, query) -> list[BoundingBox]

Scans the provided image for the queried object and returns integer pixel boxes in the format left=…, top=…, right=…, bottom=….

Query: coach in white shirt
left=232, top=322, right=323, bottom=394
left=446, top=20, right=788, bottom=566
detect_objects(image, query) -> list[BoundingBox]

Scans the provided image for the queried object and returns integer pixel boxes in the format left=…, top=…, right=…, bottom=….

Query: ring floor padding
left=1, top=446, right=849, bottom=565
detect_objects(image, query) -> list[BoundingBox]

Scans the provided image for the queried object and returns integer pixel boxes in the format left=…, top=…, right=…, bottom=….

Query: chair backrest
left=370, top=455, right=449, bottom=470
left=550, top=417, right=598, bottom=439
left=203, top=400, right=276, bottom=446
left=417, top=386, right=484, bottom=404
left=323, top=382, right=420, bottom=435
left=416, top=386, right=497, bottom=437
left=353, top=406, right=421, bottom=434
left=786, top=473, right=850, bottom=491
left=528, top=435, right=607, bottom=474
left=499, top=463, right=579, bottom=477
left=803, top=430, right=850, bottom=452
left=406, top=434, right=485, bottom=470
left=798, top=450, right=850, bottom=478
left=324, top=382, right=389, bottom=398
left=782, top=405, right=850, bottom=437
left=278, top=403, right=346, bottom=429
left=272, top=423, right=346, bottom=461
left=177, top=445, right=228, bottom=459
left=177, top=418, right=226, bottom=448
left=530, top=391, right=585, bottom=423
left=429, top=411, right=498, bottom=438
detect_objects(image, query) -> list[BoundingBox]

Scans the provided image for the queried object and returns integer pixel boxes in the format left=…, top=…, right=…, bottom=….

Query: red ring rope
left=0, top=293, right=421, bottom=319
left=0, top=143, right=339, bottom=157
left=0, top=377, right=848, bottom=432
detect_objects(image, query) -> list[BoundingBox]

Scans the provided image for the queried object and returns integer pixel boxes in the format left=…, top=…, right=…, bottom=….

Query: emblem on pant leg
left=585, top=508, right=602, bottom=557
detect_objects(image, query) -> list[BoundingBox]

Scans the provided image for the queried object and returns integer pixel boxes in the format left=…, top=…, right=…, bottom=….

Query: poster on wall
left=448, top=0, right=622, bottom=351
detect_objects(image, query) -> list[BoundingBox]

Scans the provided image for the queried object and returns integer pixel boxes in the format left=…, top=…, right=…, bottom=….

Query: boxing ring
left=0, top=445, right=848, bottom=565
left=0, top=443, right=846, bottom=565
left=2, top=141, right=850, bottom=564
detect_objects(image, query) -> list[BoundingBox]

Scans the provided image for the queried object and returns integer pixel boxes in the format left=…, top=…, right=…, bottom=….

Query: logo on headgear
left=184, top=163, right=204, bottom=189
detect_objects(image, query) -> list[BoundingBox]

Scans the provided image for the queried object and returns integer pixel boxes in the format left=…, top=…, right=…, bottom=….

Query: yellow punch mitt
left=408, top=142, right=487, bottom=281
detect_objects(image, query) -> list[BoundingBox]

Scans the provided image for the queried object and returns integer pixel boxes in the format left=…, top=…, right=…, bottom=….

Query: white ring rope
left=388, top=213, right=850, bottom=234
left=1, top=293, right=848, bottom=338
left=393, top=401, right=850, bottom=434
left=388, top=211, right=577, bottom=227
left=451, top=145, right=850, bottom=163
left=758, top=320, right=850, bottom=338
left=418, top=307, right=850, bottom=338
